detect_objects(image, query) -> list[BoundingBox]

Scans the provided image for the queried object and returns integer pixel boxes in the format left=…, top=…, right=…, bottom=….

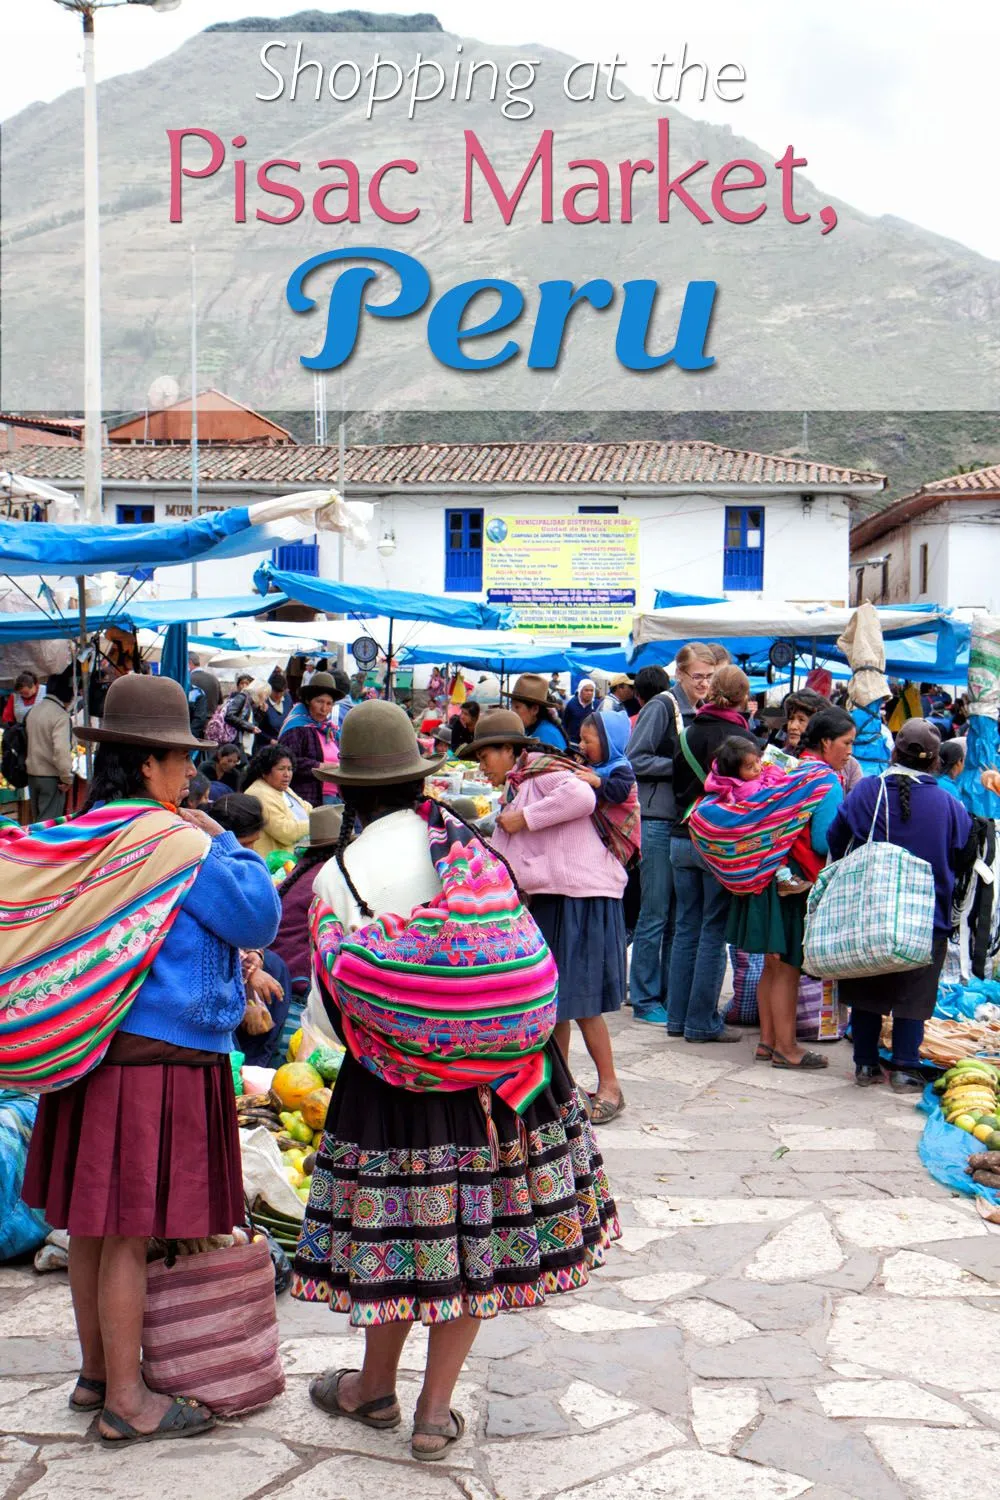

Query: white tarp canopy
left=632, top=599, right=949, bottom=645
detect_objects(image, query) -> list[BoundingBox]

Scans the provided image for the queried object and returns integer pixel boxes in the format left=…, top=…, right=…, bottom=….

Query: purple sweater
left=827, top=771, right=974, bottom=934
left=279, top=723, right=326, bottom=807
left=271, top=860, right=322, bottom=992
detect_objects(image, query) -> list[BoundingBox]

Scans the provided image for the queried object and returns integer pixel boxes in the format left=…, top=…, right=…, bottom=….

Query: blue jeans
left=667, top=838, right=732, bottom=1039
left=852, top=1009, right=924, bottom=1070
left=629, top=819, right=675, bottom=1014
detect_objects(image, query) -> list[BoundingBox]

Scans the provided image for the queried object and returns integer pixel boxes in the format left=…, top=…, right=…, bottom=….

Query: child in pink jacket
left=471, top=710, right=628, bottom=1126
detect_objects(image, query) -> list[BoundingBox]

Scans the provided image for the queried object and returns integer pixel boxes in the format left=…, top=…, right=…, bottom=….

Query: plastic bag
left=0, top=1089, right=50, bottom=1261
left=238, top=1124, right=305, bottom=1222
left=917, top=1083, right=1000, bottom=1205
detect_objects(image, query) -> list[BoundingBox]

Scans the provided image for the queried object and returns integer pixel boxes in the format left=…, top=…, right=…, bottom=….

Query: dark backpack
left=1, top=722, right=29, bottom=790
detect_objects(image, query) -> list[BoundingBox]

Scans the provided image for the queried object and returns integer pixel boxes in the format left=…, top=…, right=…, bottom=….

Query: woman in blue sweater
left=827, top=719, right=975, bottom=1090
left=22, top=677, right=280, bottom=1448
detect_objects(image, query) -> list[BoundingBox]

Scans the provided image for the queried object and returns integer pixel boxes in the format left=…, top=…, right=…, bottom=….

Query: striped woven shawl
left=311, top=799, right=558, bottom=1114
left=0, top=801, right=209, bottom=1091
left=688, top=762, right=837, bottom=895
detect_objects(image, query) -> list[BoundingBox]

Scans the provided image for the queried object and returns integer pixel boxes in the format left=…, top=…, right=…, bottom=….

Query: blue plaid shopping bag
left=803, top=777, right=935, bottom=979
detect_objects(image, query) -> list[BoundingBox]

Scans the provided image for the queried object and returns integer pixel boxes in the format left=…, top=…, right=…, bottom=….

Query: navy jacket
left=827, top=771, right=975, bottom=934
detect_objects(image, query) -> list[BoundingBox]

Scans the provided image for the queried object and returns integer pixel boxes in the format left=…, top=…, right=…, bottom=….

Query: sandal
left=754, top=1044, right=774, bottom=1062
left=309, top=1368, right=401, bottom=1429
left=588, top=1093, right=626, bottom=1125
left=771, top=1049, right=829, bottom=1070
left=99, top=1395, right=215, bottom=1447
left=69, top=1374, right=106, bottom=1411
left=412, top=1408, right=465, bottom=1462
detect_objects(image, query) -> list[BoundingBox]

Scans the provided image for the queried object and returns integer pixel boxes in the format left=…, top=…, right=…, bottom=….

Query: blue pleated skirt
left=531, top=894, right=627, bottom=1022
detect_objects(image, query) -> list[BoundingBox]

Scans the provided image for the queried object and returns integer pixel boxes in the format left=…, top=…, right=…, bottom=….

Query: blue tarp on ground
left=0, top=509, right=304, bottom=576
left=256, top=563, right=516, bottom=631
left=0, top=595, right=288, bottom=643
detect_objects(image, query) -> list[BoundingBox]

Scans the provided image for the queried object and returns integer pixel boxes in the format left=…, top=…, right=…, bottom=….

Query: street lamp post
left=53, top=0, right=181, bottom=527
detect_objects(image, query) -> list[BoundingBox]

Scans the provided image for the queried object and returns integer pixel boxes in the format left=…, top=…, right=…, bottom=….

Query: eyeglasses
left=686, top=673, right=714, bottom=685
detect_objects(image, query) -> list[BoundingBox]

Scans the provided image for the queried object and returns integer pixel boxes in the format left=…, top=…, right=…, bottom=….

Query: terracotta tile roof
left=850, top=460, right=1000, bottom=551
left=0, top=413, right=84, bottom=436
left=8, top=438, right=885, bottom=494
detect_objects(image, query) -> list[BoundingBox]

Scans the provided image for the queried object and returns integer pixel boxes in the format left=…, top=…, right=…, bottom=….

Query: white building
left=12, top=439, right=885, bottom=620
left=850, top=463, right=1000, bottom=613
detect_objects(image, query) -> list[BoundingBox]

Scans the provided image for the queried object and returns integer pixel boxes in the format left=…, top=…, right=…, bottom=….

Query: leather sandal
left=98, top=1396, right=215, bottom=1447
left=412, top=1408, right=465, bottom=1462
left=588, top=1093, right=626, bottom=1125
left=754, top=1044, right=774, bottom=1062
left=309, top=1368, right=401, bottom=1429
left=69, top=1374, right=106, bottom=1411
left=771, top=1049, right=829, bottom=1070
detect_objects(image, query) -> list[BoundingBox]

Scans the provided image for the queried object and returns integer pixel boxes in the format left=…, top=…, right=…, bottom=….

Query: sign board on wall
left=484, top=515, right=639, bottom=635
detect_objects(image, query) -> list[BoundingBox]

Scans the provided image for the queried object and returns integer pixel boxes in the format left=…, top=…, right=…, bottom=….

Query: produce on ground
left=236, top=1088, right=322, bottom=1202
left=271, top=1061, right=324, bottom=1110
left=934, top=1060, right=1000, bottom=1147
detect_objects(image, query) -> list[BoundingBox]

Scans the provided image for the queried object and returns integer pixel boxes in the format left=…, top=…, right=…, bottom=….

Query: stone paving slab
left=3, top=1010, right=1000, bottom=1498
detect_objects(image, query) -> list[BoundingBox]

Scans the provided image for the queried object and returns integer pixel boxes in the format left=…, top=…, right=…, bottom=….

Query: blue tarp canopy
left=0, top=595, right=287, bottom=643
left=256, top=563, right=516, bottom=631
left=0, top=509, right=314, bottom=577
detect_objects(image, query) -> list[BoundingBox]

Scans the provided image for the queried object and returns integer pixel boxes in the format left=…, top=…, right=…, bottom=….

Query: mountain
left=3, top=10, right=999, bottom=430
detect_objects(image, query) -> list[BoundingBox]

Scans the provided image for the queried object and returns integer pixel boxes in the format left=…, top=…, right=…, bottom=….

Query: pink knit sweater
left=491, top=768, right=627, bottom=899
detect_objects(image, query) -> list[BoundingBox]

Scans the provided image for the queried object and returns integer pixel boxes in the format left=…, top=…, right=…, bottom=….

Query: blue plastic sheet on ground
left=0, top=1090, right=50, bottom=1261
left=918, top=1082, right=1000, bottom=1206
left=936, top=977, right=1000, bottom=1021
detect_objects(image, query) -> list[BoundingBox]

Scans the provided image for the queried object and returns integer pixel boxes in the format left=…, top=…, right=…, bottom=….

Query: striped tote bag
left=142, top=1234, right=284, bottom=1416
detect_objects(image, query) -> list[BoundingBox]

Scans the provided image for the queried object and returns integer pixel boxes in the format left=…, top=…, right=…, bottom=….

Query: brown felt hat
left=299, top=671, right=343, bottom=704
left=314, top=699, right=447, bottom=787
left=464, top=709, right=536, bottom=757
left=303, top=803, right=344, bottom=848
left=76, top=674, right=216, bottom=751
left=895, top=719, right=942, bottom=762
left=506, top=673, right=553, bottom=708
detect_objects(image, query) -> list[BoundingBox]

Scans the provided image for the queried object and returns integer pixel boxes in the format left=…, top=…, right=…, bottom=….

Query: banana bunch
left=934, top=1058, right=1000, bottom=1145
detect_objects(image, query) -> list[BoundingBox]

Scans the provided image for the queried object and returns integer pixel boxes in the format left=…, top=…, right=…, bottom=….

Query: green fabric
left=678, top=727, right=707, bottom=785
left=727, top=885, right=807, bottom=970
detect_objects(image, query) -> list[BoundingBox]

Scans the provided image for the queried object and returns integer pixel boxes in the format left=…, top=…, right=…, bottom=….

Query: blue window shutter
left=272, top=538, right=320, bottom=575
left=115, top=504, right=156, bottom=580
left=444, top=508, right=484, bottom=592
left=723, top=506, right=765, bottom=591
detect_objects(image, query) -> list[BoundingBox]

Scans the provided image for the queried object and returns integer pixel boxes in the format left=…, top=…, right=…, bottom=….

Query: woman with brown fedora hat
left=278, top=670, right=345, bottom=808
left=507, top=673, right=570, bottom=751
left=19, top=674, right=281, bottom=1447
left=292, top=702, right=619, bottom=1462
left=468, top=710, right=629, bottom=1125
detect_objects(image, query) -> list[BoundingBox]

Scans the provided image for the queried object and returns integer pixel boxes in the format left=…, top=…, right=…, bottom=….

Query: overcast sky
left=4, top=0, right=999, bottom=260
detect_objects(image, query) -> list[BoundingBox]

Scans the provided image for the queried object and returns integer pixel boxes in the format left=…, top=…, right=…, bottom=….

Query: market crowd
left=0, top=646, right=977, bottom=1457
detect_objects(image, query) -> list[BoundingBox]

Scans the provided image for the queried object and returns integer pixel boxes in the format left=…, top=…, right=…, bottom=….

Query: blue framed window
left=116, top=504, right=155, bottom=581
left=723, top=506, right=765, bottom=591
left=272, top=538, right=319, bottom=575
left=444, top=508, right=483, bottom=591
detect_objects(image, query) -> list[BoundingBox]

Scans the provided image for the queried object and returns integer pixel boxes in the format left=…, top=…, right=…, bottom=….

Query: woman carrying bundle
left=827, top=720, right=975, bottom=1090
left=10, top=676, right=280, bottom=1446
left=293, top=702, right=618, bottom=1462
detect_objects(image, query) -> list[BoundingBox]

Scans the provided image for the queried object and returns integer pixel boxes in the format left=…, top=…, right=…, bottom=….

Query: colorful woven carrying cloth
left=505, top=749, right=639, bottom=870
left=688, top=762, right=838, bottom=895
left=0, top=802, right=209, bottom=1092
left=311, top=799, right=558, bottom=1114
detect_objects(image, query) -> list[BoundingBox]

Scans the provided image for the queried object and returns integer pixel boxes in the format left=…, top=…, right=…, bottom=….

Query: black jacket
left=672, top=708, right=758, bottom=839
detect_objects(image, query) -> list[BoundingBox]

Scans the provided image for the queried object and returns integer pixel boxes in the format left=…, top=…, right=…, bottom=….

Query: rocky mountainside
left=3, top=10, right=999, bottom=451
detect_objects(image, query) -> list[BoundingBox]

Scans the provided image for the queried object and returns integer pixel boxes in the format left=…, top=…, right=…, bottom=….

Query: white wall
left=851, top=499, right=1000, bottom=612
left=945, top=513, right=1000, bottom=612
left=108, top=486, right=852, bottom=616
left=908, top=520, right=949, bottom=605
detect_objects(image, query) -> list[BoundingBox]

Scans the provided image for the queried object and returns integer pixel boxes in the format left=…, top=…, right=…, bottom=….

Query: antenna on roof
left=314, top=372, right=328, bottom=446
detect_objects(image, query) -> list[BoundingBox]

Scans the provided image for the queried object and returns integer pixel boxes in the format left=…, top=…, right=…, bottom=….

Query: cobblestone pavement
left=3, top=1017, right=1000, bottom=1499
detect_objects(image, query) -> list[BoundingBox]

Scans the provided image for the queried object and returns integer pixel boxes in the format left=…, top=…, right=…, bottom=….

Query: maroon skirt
left=22, top=1056, right=244, bottom=1239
